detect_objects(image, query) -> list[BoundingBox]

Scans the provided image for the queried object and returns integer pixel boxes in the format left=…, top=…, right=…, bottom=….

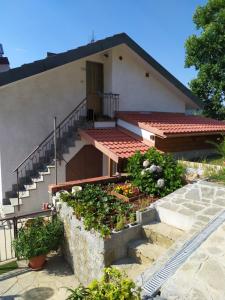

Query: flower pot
left=28, top=254, right=46, bottom=270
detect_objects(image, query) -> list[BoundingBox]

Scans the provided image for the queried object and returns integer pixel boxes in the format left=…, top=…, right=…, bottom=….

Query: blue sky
left=0, top=0, right=206, bottom=86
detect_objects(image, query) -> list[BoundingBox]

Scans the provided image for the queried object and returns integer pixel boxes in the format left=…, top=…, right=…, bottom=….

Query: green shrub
left=207, top=135, right=225, bottom=160
left=60, top=185, right=133, bottom=238
left=127, top=148, right=184, bottom=197
left=208, top=168, right=225, bottom=184
left=13, top=217, right=63, bottom=259
left=66, top=267, right=141, bottom=300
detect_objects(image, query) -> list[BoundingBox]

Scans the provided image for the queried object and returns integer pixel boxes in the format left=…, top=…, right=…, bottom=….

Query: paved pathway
left=161, top=222, right=225, bottom=299
left=0, top=255, right=79, bottom=300
left=138, top=180, right=225, bottom=299
left=155, top=180, right=225, bottom=231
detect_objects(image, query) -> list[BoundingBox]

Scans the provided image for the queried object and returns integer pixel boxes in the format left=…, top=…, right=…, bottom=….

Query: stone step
left=9, top=198, right=23, bottom=206
left=128, top=239, right=165, bottom=264
left=24, top=182, right=37, bottom=190
left=142, top=222, right=183, bottom=248
left=111, top=257, right=151, bottom=281
left=1, top=204, right=15, bottom=216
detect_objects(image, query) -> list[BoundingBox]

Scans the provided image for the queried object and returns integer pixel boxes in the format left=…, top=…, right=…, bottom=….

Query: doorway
left=86, top=61, right=104, bottom=119
left=66, top=145, right=103, bottom=181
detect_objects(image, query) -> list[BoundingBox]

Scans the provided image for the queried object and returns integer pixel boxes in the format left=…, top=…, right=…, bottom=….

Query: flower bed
left=59, top=184, right=135, bottom=237
left=55, top=148, right=184, bottom=238
left=109, top=182, right=145, bottom=202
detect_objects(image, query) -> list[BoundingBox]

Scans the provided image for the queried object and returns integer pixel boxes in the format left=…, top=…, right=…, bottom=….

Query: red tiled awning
left=117, top=112, right=225, bottom=138
left=79, top=128, right=149, bottom=163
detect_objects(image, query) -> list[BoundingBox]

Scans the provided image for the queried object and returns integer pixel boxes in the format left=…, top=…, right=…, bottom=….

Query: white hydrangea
left=143, top=159, right=150, bottom=168
left=156, top=166, right=162, bottom=173
left=55, top=190, right=69, bottom=199
left=197, top=168, right=204, bottom=177
left=149, top=164, right=157, bottom=173
left=72, top=185, right=82, bottom=194
left=156, top=178, right=165, bottom=188
left=141, top=169, right=146, bottom=176
left=185, top=167, right=196, bottom=175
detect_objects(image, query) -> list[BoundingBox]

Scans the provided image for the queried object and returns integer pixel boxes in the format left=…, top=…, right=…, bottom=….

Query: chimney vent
left=0, top=44, right=10, bottom=72
left=0, top=44, right=4, bottom=57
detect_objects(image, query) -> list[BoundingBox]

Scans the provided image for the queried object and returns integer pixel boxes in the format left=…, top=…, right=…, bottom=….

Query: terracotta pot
left=28, top=254, right=46, bottom=270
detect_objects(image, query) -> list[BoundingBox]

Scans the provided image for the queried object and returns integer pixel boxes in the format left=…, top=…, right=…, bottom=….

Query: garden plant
left=66, top=267, right=141, bottom=300
left=60, top=184, right=134, bottom=237
left=13, top=217, right=63, bottom=269
left=127, top=148, right=184, bottom=197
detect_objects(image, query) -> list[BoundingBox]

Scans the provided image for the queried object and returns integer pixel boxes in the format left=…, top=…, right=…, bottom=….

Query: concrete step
left=1, top=204, right=15, bottom=216
left=24, top=182, right=37, bottom=190
left=142, top=222, right=183, bottom=248
left=32, top=175, right=44, bottom=183
left=128, top=239, right=165, bottom=264
left=111, top=257, right=151, bottom=281
left=9, top=198, right=23, bottom=206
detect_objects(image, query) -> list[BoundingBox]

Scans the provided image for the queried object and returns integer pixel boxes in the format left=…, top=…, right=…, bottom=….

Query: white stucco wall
left=0, top=51, right=112, bottom=201
left=0, top=43, right=197, bottom=202
left=111, top=45, right=194, bottom=112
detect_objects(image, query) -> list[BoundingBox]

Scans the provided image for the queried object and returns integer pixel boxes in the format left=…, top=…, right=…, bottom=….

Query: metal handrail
left=13, top=97, right=87, bottom=173
left=10, top=93, right=119, bottom=212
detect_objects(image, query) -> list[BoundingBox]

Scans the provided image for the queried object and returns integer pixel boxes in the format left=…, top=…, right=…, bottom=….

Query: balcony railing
left=101, top=93, right=120, bottom=119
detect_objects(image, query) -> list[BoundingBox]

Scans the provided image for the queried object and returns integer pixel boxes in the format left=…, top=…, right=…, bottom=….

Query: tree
left=185, top=0, right=225, bottom=120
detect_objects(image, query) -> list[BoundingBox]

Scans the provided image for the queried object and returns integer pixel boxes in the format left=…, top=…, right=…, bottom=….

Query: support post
left=13, top=216, right=18, bottom=238
left=54, top=117, right=58, bottom=185
left=16, top=169, right=20, bottom=212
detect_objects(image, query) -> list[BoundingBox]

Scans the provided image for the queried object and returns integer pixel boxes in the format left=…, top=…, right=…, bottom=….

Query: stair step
left=32, top=175, right=44, bottom=183
left=1, top=204, right=15, bottom=215
left=19, top=190, right=30, bottom=198
left=5, top=119, right=92, bottom=205
left=128, top=239, right=165, bottom=264
left=112, top=257, right=150, bottom=281
left=9, top=198, right=23, bottom=206
left=24, top=183, right=37, bottom=190
left=142, top=222, right=183, bottom=248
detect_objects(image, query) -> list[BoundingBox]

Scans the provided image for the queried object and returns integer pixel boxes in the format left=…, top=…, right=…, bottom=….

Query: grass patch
left=207, top=168, right=225, bottom=184
left=0, top=260, right=18, bottom=275
left=191, top=154, right=224, bottom=166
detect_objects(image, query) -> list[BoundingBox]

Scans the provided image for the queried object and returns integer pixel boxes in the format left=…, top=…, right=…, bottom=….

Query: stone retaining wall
left=59, top=202, right=148, bottom=285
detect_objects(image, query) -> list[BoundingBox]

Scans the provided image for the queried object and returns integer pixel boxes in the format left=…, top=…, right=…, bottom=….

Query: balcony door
left=86, top=61, right=104, bottom=118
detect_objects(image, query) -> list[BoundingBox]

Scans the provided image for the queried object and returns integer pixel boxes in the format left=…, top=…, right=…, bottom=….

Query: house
left=0, top=33, right=225, bottom=217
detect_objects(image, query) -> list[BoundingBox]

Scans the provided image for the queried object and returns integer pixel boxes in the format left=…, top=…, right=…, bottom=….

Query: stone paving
left=155, top=180, right=225, bottom=232
left=137, top=180, right=225, bottom=299
left=161, top=222, right=225, bottom=300
left=0, top=255, right=78, bottom=300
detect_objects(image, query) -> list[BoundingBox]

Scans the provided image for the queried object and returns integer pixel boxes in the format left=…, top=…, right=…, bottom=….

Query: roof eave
left=0, top=33, right=202, bottom=108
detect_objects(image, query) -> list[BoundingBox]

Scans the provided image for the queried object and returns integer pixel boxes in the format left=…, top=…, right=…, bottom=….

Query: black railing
left=102, top=93, right=119, bottom=119
left=0, top=209, right=54, bottom=262
left=11, top=93, right=119, bottom=210
left=12, top=97, right=87, bottom=208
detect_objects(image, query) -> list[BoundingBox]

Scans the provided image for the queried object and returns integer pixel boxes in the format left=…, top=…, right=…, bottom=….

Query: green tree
left=185, top=0, right=225, bottom=120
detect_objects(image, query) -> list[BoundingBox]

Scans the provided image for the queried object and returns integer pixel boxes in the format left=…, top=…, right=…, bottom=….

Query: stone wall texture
left=59, top=202, right=143, bottom=285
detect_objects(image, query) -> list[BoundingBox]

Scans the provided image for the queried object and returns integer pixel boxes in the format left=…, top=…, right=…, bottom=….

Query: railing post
left=13, top=216, right=18, bottom=238
left=54, top=117, right=58, bottom=185
left=58, top=125, right=61, bottom=166
left=16, top=169, right=20, bottom=212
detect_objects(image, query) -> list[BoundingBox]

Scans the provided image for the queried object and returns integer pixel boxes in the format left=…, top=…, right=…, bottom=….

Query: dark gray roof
left=0, top=33, right=201, bottom=107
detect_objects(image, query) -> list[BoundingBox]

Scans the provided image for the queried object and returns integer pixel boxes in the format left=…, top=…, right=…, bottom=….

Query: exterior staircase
left=112, top=222, right=183, bottom=281
left=0, top=98, right=92, bottom=218
left=0, top=93, right=119, bottom=218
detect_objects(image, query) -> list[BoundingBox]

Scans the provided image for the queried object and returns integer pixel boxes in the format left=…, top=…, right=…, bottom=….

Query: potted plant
left=13, top=216, right=63, bottom=270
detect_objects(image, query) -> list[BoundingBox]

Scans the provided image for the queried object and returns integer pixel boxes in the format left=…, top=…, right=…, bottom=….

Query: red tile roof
left=117, top=112, right=225, bottom=137
left=79, top=128, right=149, bottom=161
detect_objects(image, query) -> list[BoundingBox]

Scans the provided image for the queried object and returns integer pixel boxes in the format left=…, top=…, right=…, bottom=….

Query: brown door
left=66, top=145, right=103, bottom=181
left=86, top=61, right=104, bottom=118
